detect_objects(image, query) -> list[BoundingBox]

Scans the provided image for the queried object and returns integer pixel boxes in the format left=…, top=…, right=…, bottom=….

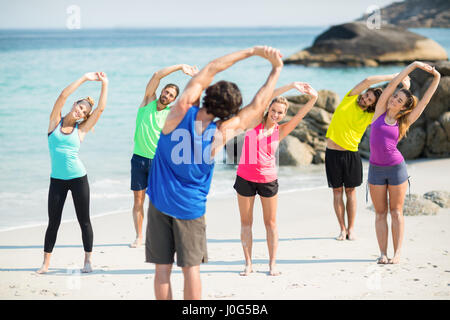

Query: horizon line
left=0, top=25, right=330, bottom=31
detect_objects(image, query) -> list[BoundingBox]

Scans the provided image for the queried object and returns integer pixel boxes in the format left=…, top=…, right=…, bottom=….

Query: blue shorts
left=130, top=154, right=152, bottom=191
left=368, top=161, right=408, bottom=186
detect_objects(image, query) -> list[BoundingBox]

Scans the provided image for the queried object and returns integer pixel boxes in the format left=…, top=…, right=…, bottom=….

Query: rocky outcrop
left=367, top=192, right=445, bottom=216
left=281, top=90, right=338, bottom=165
left=224, top=90, right=338, bottom=166
left=278, top=136, right=315, bottom=166
left=284, top=22, right=448, bottom=67
left=423, top=190, right=450, bottom=208
left=402, top=194, right=440, bottom=216
left=357, top=0, right=450, bottom=29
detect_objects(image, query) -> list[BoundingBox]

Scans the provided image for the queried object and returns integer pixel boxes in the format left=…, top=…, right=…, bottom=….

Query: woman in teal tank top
left=37, top=72, right=109, bottom=274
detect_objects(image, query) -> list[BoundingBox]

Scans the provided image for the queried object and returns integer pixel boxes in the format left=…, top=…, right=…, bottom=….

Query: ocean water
left=0, top=27, right=449, bottom=231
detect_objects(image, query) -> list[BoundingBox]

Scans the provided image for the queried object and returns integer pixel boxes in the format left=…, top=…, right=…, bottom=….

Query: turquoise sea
left=0, top=27, right=449, bottom=231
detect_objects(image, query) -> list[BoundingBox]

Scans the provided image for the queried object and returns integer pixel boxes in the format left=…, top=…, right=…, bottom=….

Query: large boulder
left=423, top=76, right=450, bottom=121
left=425, top=118, right=450, bottom=157
left=440, top=111, right=450, bottom=138
left=277, top=90, right=338, bottom=165
left=278, top=136, right=315, bottom=166
left=286, top=90, right=339, bottom=113
left=397, top=126, right=427, bottom=159
left=284, top=22, right=448, bottom=67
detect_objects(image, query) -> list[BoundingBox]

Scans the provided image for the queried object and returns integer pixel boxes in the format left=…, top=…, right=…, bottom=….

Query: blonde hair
left=76, top=96, right=95, bottom=120
left=84, top=96, right=95, bottom=108
left=396, top=89, right=418, bottom=140
left=263, top=96, right=289, bottom=123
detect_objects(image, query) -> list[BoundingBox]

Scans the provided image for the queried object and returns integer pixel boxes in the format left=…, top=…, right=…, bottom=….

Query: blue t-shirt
left=147, top=106, right=217, bottom=220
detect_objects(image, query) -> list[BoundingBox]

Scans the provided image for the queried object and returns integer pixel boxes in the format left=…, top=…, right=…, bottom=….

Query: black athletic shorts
left=325, top=148, right=363, bottom=189
left=233, top=175, right=278, bottom=198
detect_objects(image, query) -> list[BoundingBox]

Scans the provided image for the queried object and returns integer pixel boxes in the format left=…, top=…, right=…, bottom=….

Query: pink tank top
left=236, top=123, right=279, bottom=183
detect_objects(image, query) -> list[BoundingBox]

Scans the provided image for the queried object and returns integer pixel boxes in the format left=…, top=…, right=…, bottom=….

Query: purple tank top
left=369, top=112, right=404, bottom=166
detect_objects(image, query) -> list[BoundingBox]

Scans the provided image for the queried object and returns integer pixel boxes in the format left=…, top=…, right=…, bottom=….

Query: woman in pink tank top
left=369, top=61, right=441, bottom=265
left=233, top=82, right=318, bottom=276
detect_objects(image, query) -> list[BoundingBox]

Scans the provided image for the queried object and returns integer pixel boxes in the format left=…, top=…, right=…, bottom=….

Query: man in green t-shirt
left=130, top=64, right=198, bottom=248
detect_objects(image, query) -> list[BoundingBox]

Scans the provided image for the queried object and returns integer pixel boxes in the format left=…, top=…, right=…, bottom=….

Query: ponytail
left=397, top=89, right=418, bottom=140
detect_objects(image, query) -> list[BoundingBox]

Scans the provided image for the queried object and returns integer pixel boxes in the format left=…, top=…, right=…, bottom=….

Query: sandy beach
left=1, top=158, right=449, bottom=300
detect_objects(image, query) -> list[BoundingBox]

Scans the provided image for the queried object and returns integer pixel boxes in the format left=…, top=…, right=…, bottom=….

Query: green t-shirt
left=133, top=99, right=171, bottom=159
left=326, top=90, right=374, bottom=151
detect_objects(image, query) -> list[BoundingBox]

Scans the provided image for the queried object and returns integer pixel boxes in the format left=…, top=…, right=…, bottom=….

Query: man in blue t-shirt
left=145, top=46, right=284, bottom=300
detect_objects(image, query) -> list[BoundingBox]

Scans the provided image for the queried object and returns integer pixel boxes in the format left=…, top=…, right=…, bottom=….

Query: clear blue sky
left=0, top=0, right=397, bottom=29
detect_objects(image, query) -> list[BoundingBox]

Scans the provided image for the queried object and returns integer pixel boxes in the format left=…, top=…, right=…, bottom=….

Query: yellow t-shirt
left=326, top=90, right=374, bottom=151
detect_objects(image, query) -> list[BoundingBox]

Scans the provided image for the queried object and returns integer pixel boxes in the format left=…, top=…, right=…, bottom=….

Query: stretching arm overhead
left=48, top=72, right=99, bottom=134
left=406, top=66, right=440, bottom=125
left=373, top=61, right=437, bottom=121
left=163, top=46, right=282, bottom=135
left=79, top=72, right=109, bottom=141
left=139, top=64, right=198, bottom=108
left=350, top=73, right=410, bottom=96
left=279, top=83, right=318, bottom=141
left=211, top=47, right=284, bottom=156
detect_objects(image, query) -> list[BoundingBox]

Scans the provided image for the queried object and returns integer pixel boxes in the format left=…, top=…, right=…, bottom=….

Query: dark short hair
left=163, top=83, right=180, bottom=98
left=202, top=81, right=242, bottom=120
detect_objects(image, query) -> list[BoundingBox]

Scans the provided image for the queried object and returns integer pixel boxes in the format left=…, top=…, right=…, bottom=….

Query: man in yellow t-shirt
left=325, top=73, right=410, bottom=241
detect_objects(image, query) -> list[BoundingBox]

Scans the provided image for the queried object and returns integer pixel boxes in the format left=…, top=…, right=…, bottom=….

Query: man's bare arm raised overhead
left=162, top=46, right=283, bottom=135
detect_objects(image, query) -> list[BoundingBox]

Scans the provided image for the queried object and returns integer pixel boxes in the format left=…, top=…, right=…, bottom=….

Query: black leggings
left=45, top=175, right=93, bottom=253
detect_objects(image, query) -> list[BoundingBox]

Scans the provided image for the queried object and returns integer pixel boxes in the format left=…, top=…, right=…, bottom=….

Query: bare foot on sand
left=130, top=238, right=143, bottom=248
left=347, top=230, right=356, bottom=241
left=240, top=264, right=253, bottom=276
left=336, top=230, right=347, bottom=241
left=268, top=264, right=281, bottom=276
left=82, top=262, right=93, bottom=273
left=36, top=253, right=51, bottom=274
left=388, top=254, right=401, bottom=264
left=377, top=254, right=389, bottom=264
left=36, top=265, right=49, bottom=274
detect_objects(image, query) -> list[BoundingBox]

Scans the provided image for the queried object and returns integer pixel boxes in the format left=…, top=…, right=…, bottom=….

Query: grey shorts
left=368, top=161, right=409, bottom=186
left=145, top=200, right=208, bottom=267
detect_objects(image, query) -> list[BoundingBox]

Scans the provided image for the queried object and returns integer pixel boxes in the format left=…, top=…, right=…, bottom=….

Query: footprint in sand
left=288, top=283, right=306, bottom=289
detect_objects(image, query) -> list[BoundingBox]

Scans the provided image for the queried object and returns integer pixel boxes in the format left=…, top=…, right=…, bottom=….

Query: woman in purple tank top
left=369, top=61, right=441, bottom=265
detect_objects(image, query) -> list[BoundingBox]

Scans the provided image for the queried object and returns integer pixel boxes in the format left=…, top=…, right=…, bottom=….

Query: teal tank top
left=48, top=118, right=87, bottom=180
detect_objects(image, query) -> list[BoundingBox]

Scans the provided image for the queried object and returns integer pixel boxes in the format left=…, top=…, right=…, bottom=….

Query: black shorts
left=325, top=148, right=363, bottom=189
left=233, top=175, right=278, bottom=198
